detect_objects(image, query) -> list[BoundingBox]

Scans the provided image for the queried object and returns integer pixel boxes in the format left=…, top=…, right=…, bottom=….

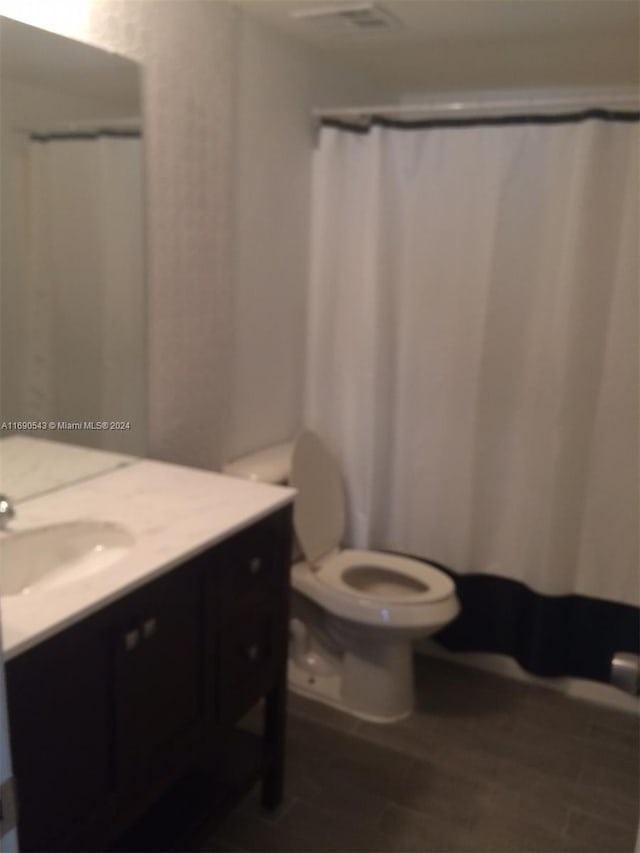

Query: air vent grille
left=290, top=3, right=402, bottom=34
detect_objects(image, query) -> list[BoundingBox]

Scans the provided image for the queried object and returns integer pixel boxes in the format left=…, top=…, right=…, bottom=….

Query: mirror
left=0, top=17, right=146, bottom=502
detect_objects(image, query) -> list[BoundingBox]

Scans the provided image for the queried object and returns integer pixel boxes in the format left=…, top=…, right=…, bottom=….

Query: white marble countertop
left=0, top=435, right=135, bottom=502
left=0, top=459, right=295, bottom=660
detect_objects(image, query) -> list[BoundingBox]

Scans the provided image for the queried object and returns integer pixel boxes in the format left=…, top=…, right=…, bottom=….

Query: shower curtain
left=305, top=110, right=639, bottom=681
left=22, top=134, right=145, bottom=454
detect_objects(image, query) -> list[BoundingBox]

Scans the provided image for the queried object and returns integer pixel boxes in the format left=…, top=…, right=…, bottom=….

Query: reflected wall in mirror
left=0, top=17, right=146, bottom=500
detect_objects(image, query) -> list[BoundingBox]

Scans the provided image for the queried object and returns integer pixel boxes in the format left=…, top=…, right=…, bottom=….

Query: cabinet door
left=114, top=566, right=201, bottom=787
left=6, top=620, right=112, bottom=851
left=217, top=600, right=287, bottom=725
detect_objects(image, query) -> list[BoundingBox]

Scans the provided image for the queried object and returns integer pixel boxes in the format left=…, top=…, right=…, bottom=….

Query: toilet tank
left=223, top=441, right=300, bottom=561
left=223, top=441, right=294, bottom=485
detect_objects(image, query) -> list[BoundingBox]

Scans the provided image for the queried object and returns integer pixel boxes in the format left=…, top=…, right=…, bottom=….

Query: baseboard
left=418, top=640, right=639, bottom=714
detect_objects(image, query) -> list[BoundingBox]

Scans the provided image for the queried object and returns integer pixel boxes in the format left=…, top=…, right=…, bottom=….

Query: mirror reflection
left=0, top=17, right=146, bottom=501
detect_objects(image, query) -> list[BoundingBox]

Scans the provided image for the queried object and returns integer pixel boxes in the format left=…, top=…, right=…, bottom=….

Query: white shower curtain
left=23, top=135, right=145, bottom=453
left=305, top=115, right=639, bottom=608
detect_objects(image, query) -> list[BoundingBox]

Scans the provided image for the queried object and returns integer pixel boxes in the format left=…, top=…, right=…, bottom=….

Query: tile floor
left=207, top=656, right=639, bottom=853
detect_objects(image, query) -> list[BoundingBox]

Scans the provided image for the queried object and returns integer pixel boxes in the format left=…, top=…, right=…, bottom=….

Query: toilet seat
left=292, top=557, right=457, bottom=629
left=291, top=431, right=457, bottom=629
left=317, top=549, right=455, bottom=604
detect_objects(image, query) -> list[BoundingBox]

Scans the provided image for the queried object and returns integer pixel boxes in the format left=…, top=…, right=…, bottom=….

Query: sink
left=0, top=520, right=134, bottom=597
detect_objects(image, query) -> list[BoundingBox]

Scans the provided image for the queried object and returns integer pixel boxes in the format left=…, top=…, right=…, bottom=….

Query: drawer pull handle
left=246, top=643, right=260, bottom=662
left=124, top=629, right=140, bottom=651
left=249, top=557, right=262, bottom=575
left=143, top=617, right=157, bottom=640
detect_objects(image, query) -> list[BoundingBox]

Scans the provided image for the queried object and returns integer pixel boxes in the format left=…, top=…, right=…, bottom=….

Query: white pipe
left=313, top=91, right=640, bottom=120
left=289, top=618, right=309, bottom=663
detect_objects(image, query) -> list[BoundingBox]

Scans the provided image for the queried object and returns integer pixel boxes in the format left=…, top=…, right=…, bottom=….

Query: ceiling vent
left=289, top=3, right=403, bottom=34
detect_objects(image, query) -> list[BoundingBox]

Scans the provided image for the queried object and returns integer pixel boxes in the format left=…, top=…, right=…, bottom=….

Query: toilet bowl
left=288, top=430, right=460, bottom=722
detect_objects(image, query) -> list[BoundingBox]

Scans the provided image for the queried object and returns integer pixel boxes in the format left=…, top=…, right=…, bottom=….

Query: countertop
left=0, top=458, right=295, bottom=660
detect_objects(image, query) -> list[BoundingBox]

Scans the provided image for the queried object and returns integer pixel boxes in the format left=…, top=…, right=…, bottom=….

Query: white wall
left=224, top=13, right=312, bottom=462
left=0, top=1, right=392, bottom=470
left=224, top=11, right=395, bottom=462
left=3, top=2, right=391, bottom=470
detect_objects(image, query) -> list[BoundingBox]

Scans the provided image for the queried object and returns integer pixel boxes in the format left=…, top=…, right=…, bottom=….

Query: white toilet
left=224, top=430, right=460, bottom=723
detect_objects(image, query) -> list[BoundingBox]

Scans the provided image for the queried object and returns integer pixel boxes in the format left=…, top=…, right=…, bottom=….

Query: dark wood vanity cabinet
left=5, top=619, right=113, bottom=850
left=209, top=512, right=290, bottom=729
left=5, top=506, right=292, bottom=852
left=113, top=565, right=202, bottom=787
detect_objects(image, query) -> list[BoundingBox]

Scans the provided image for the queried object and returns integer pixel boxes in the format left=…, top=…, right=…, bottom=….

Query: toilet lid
left=291, top=430, right=346, bottom=566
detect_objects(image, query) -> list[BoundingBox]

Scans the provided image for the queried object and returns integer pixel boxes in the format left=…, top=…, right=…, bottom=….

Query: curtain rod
left=13, top=116, right=141, bottom=135
left=313, top=91, right=640, bottom=120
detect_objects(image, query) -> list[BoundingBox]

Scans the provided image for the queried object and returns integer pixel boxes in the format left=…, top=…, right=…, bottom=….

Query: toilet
left=224, top=430, right=460, bottom=723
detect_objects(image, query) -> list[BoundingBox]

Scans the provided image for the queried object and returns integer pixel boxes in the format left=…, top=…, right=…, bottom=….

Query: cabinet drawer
left=216, top=601, right=286, bottom=724
left=225, top=513, right=288, bottom=606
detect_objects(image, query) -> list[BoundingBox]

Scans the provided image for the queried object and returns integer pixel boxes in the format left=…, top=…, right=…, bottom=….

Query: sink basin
left=0, top=521, right=134, bottom=597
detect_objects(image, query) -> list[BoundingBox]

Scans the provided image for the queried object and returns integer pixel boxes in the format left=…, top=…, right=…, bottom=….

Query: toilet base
left=287, top=632, right=415, bottom=724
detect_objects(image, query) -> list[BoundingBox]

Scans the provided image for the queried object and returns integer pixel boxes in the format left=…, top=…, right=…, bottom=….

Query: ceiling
left=0, top=15, right=139, bottom=109
left=236, top=0, right=637, bottom=43
left=234, top=0, right=640, bottom=91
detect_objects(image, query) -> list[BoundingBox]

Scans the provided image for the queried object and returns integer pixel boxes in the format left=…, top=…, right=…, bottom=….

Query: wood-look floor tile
left=285, top=752, right=391, bottom=820
left=208, top=656, right=639, bottom=853
left=276, top=798, right=398, bottom=852
left=591, top=706, right=640, bottom=741
left=580, top=740, right=640, bottom=800
left=474, top=776, right=571, bottom=838
left=353, top=715, right=515, bottom=787
left=351, top=717, right=447, bottom=766
left=570, top=779, right=639, bottom=834
left=438, top=718, right=584, bottom=785
left=587, top=719, right=640, bottom=754
left=211, top=811, right=323, bottom=853
left=286, top=691, right=361, bottom=735
left=377, top=801, right=476, bottom=852
left=285, top=713, right=347, bottom=767
left=513, top=688, right=596, bottom=741
left=467, top=808, right=587, bottom=853
left=324, top=734, right=414, bottom=801
left=393, top=761, right=484, bottom=823
left=565, top=807, right=638, bottom=852
left=202, top=835, right=247, bottom=853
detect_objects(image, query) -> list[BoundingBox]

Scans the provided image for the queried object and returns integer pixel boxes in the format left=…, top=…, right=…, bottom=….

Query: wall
left=224, top=10, right=395, bottom=462
left=224, top=12, right=312, bottom=462
left=1, top=0, right=237, bottom=471
left=3, top=3, right=638, bottom=472
left=1, top=1, right=388, bottom=469
left=0, top=2, right=398, bottom=468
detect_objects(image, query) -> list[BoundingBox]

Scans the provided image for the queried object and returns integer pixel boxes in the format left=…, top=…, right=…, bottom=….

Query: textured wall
left=88, top=1, right=236, bottom=471
left=225, top=11, right=397, bottom=464
left=6, top=0, right=237, bottom=470
left=225, top=12, right=312, bottom=462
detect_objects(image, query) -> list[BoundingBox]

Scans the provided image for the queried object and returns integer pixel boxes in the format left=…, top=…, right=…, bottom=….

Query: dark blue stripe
left=386, top=550, right=640, bottom=683
left=322, top=108, right=640, bottom=135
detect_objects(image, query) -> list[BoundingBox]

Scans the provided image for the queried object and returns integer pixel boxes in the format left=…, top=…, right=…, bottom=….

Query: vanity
left=1, top=458, right=295, bottom=851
